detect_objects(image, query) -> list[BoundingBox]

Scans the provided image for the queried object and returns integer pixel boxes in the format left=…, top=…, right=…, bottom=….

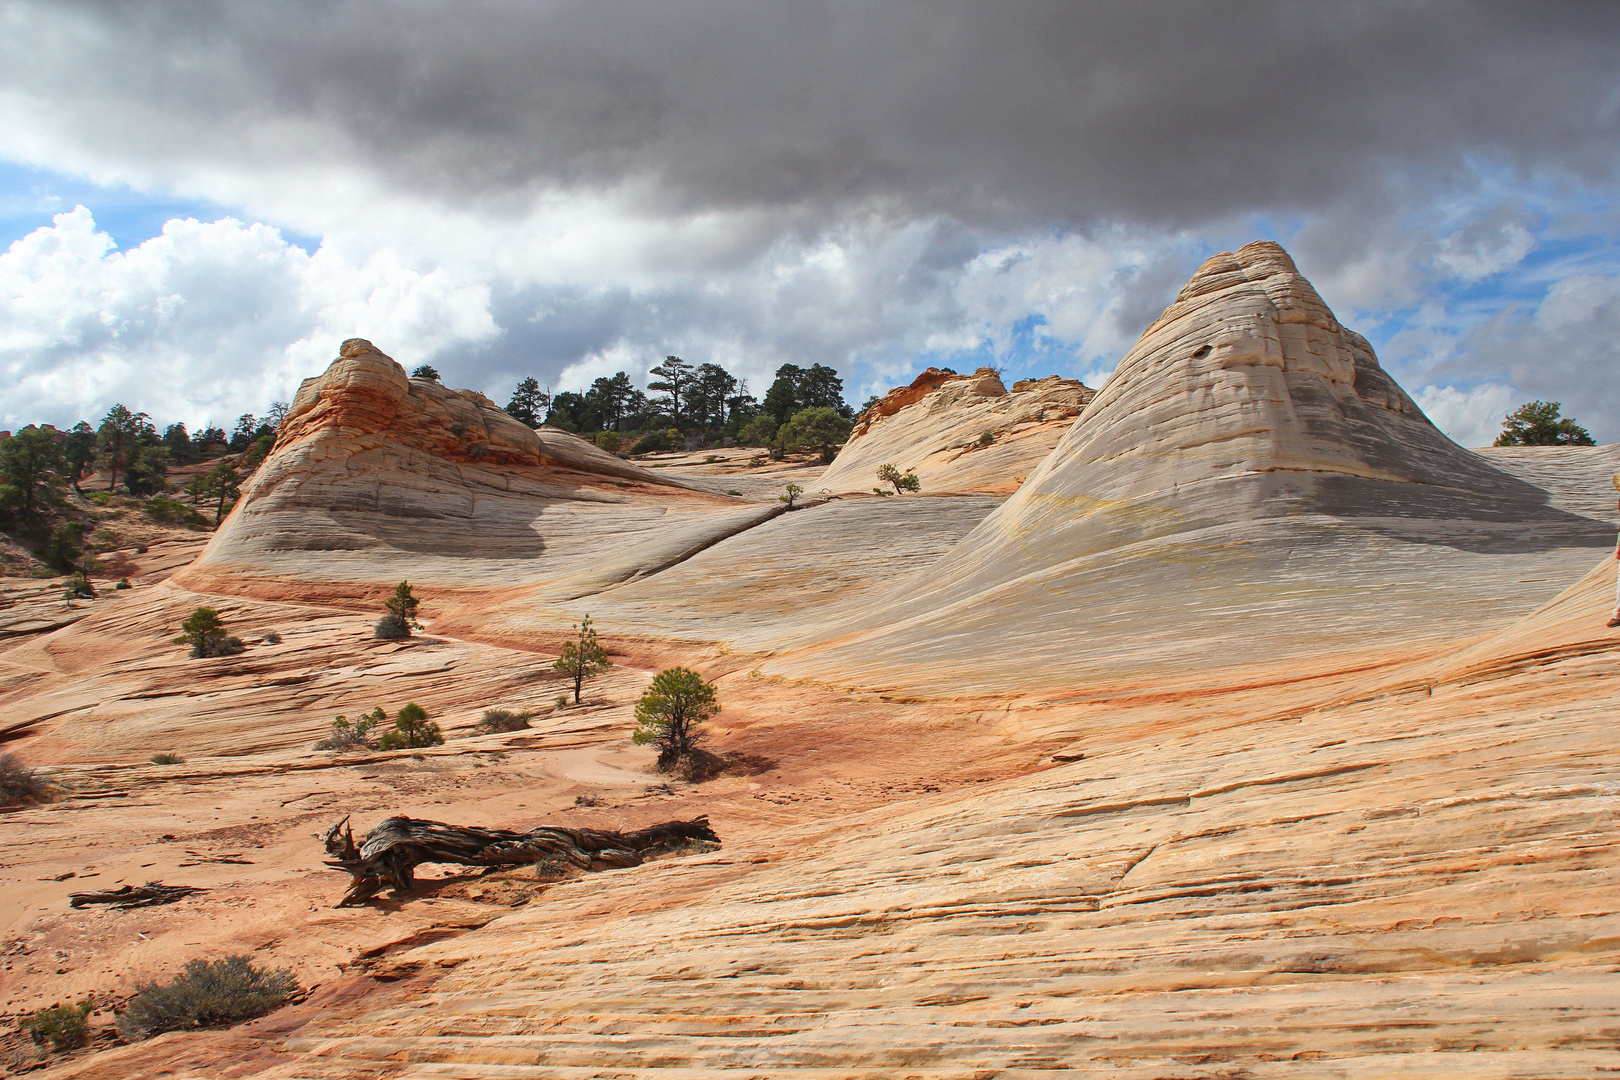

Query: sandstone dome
left=179, top=339, right=775, bottom=610
left=766, top=242, right=1614, bottom=693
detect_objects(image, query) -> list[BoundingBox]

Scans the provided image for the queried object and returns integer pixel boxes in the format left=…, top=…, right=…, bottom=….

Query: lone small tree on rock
left=554, top=614, right=610, bottom=704
left=1493, top=401, right=1596, bottom=446
left=779, top=482, right=803, bottom=509
left=376, top=581, right=423, bottom=639
left=632, top=666, right=719, bottom=771
left=174, top=606, right=244, bottom=658
left=877, top=463, right=921, bottom=494
left=411, top=364, right=441, bottom=381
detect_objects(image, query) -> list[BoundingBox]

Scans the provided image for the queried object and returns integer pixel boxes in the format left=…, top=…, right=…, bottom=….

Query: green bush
left=877, top=463, right=921, bottom=494
left=474, top=709, right=533, bottom=734
left=150, top=752, right=185, bottom=765
left=313, top=709, right=383, bottom=752
left=594, top=431, right=622, bottom=453
left=0, top=754, right=57, bottom=808
left=378, top=702, right=443, bottom=750
left=85, top=490, right=113, bottom=506
left=21, top=997, right=93, bottom=1051
left=62, top=571, right=96, bottom=600
left=115, top=577, right=132, bottom=590
left=115, top=956, right=297, bottom=1040
left=44, top=522, right=87, bottom=573
left=262, top=630, right=281, bottom=644
left=373, top=613, right=410, bottom=639
left=374, top=581, right=421, bottom=639
left=173, top=607, right=244, bottom=658
left=144, top=495, right=209, bottom=528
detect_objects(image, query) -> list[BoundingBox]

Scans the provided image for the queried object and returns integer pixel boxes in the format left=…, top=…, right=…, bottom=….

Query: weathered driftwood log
left=68, top=882, right=208, bottom=909
left=323, top=814, right=720, bottom=906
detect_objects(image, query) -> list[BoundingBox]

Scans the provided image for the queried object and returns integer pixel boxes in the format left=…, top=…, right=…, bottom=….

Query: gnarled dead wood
left=68, top=881, right=208, bottom=909
left=323, top=814, right=720, bottom=906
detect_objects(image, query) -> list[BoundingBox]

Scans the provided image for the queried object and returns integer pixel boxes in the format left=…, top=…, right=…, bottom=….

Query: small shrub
left=594, top=431, right=622, bottom=454
left=0, top=753, right=57, bottom=807
left=144, top=495, right=208, bottom=528
left=21, top=997, right=93, bottom=1051
left=173, top=607, right=244, bottom=658
left=373, top=612, right=410, bottom=639
left=115, top=955, right=297, bottom=1040
left=150, top=752, right=185, bottom=765
left=779, top=482, right=803, bottom=509
left=313, top=709, right=384, bottom=751
left=262, top=630, right=282, bottom=644
left=877, top=463, right=921, bottom=494
left=556, top=695, right=570, bottom=709
left=978, top=431, right=995, bottom=445
left=62, top=571, right=96, bottom=599
left=704, top=454, right=723, bottom=463
left=374, top=581, right=421, bottom=639
left=871, top=486, right=894, bottom=496
left=115, top=576, right=132, bottom=590
left=378, top=703, right=443, bottom=751
left=86, top=490, right=114, bottom=506
left=474, top=709, right=533, bottom=734
left=725, top=489, right=742, bottom=496
left=134, top=544, right=148, bottom=554
left=574, top=793, right=602, bottom=807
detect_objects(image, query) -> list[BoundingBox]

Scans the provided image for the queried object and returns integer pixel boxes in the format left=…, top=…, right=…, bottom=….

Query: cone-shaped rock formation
left=767, top=242, right=1613, bottom=693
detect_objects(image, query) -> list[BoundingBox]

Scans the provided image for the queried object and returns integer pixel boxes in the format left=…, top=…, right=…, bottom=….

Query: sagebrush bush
left=474, top=709, right=533, bottom=734
left=150, top=752, right=185, bottom=765
left=115, top=956, right=297, bottom=1040
left=22, top=997, right=93, bottom=1051
left=261, top=630, right=281, bottom=644
left=0, top=753, right=56, bottom=807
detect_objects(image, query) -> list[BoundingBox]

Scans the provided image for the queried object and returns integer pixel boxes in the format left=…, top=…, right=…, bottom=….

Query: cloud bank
left=1, top=1, right=1617, bottom=441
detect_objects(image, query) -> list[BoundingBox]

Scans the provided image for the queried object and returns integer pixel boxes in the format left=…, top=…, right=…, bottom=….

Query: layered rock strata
left=767, top=242, right=1613, bottom=694
left=180, top=340, right=774, bottom=607
left=817, top=367, right=1092, bottom=494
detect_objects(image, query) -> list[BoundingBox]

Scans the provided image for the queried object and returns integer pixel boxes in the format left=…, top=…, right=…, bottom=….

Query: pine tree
left=553, top=614, right=611, bottom=704
left=631, top=667, right=719, bottom=771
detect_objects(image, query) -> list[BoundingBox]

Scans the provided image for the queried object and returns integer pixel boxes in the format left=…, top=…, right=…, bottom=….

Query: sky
left=2, top=1, right=1618, bottom=447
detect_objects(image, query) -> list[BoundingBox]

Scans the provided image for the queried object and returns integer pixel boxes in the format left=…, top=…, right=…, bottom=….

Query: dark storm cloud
left=10, top=0, right=1620, bottom=228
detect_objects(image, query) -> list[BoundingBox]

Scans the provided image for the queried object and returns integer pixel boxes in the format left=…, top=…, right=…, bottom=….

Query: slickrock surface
left=6, top=246, right=1620, bottom=1078
left=181, top=339, right=773, bottom=605
left=818, top=368, right=1093, bottom=494
left=20, top=552, right=1617, bottom=1080
left=767, top=242, right=1615, bottom=695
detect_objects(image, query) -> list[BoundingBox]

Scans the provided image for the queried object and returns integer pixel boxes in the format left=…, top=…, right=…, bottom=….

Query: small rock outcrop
left=818, top=367, right=1093, bottom=494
